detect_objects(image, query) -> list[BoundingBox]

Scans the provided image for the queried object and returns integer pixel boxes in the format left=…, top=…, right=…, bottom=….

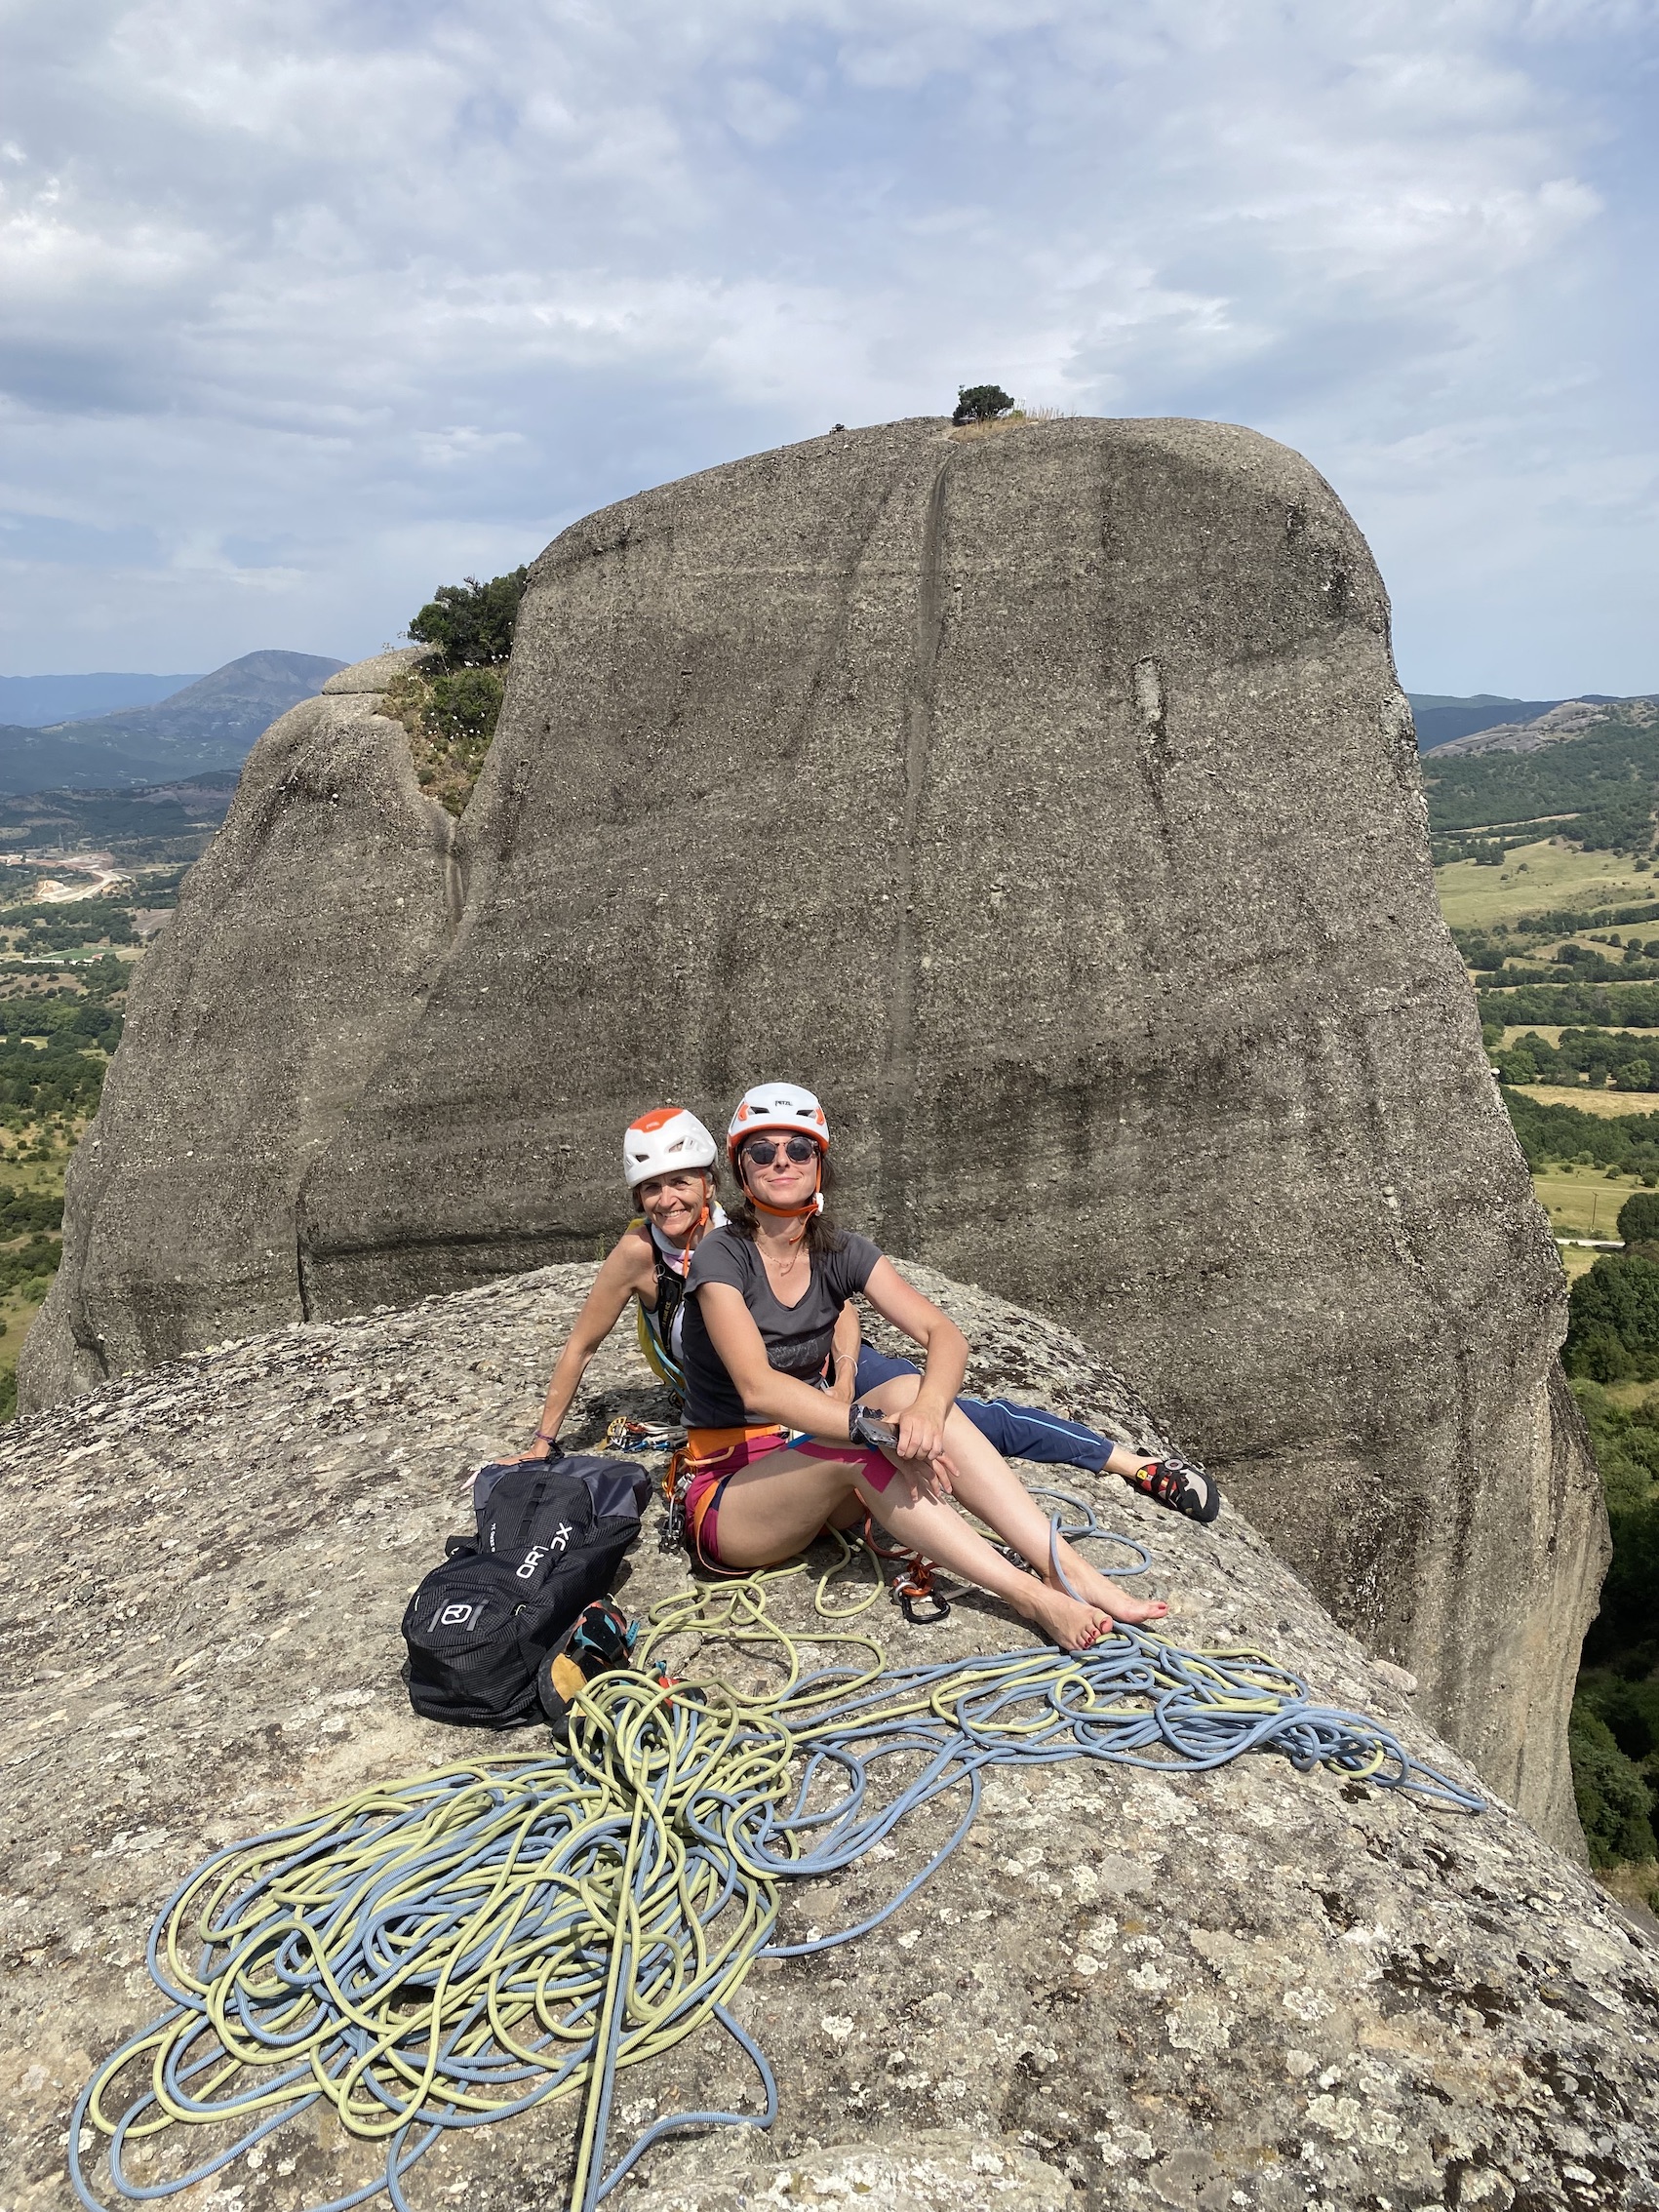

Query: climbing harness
left=70, top=1500, right=1483, bottom=2212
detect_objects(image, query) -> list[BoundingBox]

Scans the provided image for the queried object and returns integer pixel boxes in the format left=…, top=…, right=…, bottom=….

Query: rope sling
left=70, top=1494, right=1483, bottom=2212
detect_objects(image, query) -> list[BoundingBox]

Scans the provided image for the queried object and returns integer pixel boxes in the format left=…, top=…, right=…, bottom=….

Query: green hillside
left=1424, top=705, right=1659, bottom=859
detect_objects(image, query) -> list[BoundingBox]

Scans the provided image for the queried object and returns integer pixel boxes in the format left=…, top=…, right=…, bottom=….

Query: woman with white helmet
left=513, top=1105, right=736, bottom=1457
left=678, top=1083, right=1167, bottom=1652
left=514, top=1098, right=1212, bottom=1528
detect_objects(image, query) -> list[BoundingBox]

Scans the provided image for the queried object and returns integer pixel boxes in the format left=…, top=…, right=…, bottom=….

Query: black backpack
left=401, top=1455, right=652, bottom=1728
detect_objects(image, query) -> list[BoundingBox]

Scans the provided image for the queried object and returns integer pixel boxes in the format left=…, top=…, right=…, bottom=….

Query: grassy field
left=1519, top=1082, right=1659, bottom=1118
left=1532, top=1165, right=1644, bottom=1243
left=1430, top=841, right=1659, bottom=1277
left=1436, top=838, right=1657, bottom=930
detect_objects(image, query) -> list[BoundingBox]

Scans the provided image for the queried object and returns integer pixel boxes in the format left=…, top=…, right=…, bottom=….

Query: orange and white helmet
left=726, top=1082, right=830, bottom=1163
left=622, top=1106, right=718, bottom=1191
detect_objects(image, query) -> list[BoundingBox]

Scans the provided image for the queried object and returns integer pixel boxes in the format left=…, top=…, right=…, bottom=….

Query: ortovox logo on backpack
left=400, top=1456, right=651, bottom=1730
left=514, top=1523, right=573, bottom=1581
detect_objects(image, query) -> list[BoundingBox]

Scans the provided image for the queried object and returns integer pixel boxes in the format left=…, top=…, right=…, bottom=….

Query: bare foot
left=1022, top=1583, right=1115, bottom=1652
left=1054, top=1546, right=1168, bottom=1626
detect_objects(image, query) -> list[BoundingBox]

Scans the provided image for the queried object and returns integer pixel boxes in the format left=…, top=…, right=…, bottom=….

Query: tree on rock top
left=953, top=383, right=1014, bottom=424
left=408, top=569, right=529, bottom=668
left=388, top=565, right=531, bottom=814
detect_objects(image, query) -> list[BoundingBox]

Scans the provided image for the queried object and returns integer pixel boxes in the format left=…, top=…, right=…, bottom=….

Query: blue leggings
left=852, top=1345, right=1115, bottom=1476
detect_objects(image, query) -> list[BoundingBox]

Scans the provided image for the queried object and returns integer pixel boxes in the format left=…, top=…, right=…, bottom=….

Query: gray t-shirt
left=681, top=1227, right=882, bottom=1429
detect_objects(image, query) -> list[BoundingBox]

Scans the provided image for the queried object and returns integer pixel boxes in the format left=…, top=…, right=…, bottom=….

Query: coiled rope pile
left=71, top=1496, right=1483, bottom=2212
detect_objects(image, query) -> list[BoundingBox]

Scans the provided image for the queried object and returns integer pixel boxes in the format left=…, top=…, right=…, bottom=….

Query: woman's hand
left=893, top=1391, right=951, bottom=1471
left=885, top=1443, right=957, bottom=1503
left=494, top=1440, right=554, bottom=1466
left=885, top=1392, right=957, bottom=1502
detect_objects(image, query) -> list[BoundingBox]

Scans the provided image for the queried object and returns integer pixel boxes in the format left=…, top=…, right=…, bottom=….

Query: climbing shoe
left=1126, top=1451, right=1219, bottom=1524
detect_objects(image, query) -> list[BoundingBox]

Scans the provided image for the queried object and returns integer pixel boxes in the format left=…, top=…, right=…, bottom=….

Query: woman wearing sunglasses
left=513, top=1100, right=1214, bottom=1532
left=678, top=1083, right=1168, bottom=1651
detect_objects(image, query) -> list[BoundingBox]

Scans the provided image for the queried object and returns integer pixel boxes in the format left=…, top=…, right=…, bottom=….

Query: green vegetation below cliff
left=1424, top=708, right=1659, bottom=855
left=1566, top=1383, right=1659, bottom=1900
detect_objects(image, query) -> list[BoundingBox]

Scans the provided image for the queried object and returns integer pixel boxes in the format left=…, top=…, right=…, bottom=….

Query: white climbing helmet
left=726, top=1082, right=830, bottom=1163
left=622, top=1106, right=718, bottom=1190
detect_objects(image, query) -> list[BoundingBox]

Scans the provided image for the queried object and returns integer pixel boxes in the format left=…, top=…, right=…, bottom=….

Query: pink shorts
left=682, top=1427, right=894, bottom=1570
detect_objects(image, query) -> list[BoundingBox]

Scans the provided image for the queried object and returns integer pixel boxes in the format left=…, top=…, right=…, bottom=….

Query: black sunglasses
left=742, top=1135, right=819, bottom=1168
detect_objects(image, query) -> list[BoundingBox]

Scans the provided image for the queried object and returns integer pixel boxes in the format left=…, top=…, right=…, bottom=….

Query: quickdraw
left=605, top=1414, right=686, bottom=1455
left=659, top=1445, right=690, bottom=1555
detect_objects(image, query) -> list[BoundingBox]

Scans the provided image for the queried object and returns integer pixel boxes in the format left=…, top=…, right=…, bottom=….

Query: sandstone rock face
left=20, top=417, right=1603, bottom=1851
left=1, top=1267, right=1653, bottom=2212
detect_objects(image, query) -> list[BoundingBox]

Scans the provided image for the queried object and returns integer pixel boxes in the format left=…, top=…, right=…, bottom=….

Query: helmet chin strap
left=650, top=1176, right=712, bottom=1271
left=680, top=1189, right=711, bottom=1267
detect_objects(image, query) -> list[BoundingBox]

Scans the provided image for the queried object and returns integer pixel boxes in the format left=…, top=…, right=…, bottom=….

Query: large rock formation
left=21, top=647, right=457, bottom=1385
left=20, top=415, right=1604, bottom=1851
left=2, top=1265, right=1654, bottom=2212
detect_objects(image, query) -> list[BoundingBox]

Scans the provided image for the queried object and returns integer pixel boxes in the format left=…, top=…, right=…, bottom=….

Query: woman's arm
left=694, top=1276, right=958, bottom=1498
left=518, top=1231, right=655, bottom=1455
left=857, top=1258, right=969, bottom=1468
left=829, top=1299, right=863, bottom=1407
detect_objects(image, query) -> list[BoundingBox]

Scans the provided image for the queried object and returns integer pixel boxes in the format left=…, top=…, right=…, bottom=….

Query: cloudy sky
left=3, top=0, right=1655, bottom=691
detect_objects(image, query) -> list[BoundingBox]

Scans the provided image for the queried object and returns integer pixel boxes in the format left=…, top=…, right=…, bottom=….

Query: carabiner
left=896, top=1581, right=951, bottom=1627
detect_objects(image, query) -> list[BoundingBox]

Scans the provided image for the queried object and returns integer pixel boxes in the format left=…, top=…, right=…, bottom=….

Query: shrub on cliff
left=390, top=567, right=529, bottom=815
left=408, top=569, right=528, bottom=668
left=428, top=667, right=503, bottom=745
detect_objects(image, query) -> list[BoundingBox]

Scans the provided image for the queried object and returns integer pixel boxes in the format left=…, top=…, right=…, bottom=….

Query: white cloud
left=0, top=0, right=1654, bottom=688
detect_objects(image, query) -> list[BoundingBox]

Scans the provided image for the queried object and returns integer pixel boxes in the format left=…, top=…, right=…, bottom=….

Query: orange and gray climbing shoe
left=1126, top=1451, right=1219, bottom=1524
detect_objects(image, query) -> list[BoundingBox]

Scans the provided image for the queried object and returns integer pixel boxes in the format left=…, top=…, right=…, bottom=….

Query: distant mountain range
left=0, top=652, right=345, bottom=796
left=1410, top=691, right=1659, bottom=753
left=0, top=672, right=204, bottom=727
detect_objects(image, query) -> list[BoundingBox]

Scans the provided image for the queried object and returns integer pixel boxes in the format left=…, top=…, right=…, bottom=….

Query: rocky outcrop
left=1427, top=695, right=1658, bottom=758
left=1, top=1265, right=1653, bottom=2212
left=20, top=415, right=1604, bottom=1851
left=20, top=645, right=455, bottom=1403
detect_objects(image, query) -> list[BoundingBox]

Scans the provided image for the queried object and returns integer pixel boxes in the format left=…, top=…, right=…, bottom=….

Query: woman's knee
left=863, top=1371, right=922, bottom=1414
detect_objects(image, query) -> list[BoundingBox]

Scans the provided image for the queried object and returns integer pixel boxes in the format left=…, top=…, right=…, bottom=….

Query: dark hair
left=726, top=1144, right=846, bottom=1253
